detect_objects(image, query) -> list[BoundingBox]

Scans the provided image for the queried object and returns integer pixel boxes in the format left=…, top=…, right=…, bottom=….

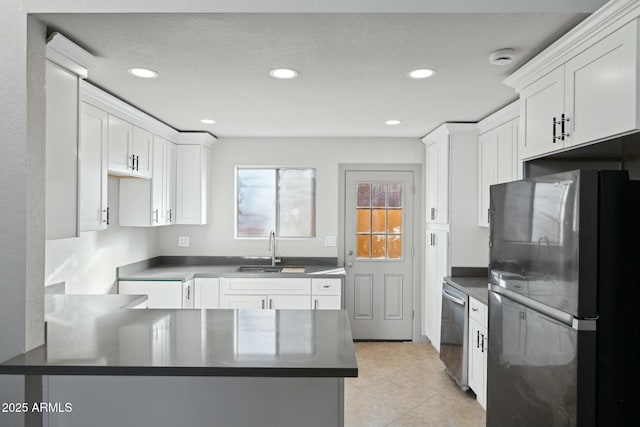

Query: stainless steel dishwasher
left=439, top=282, right=469, bottom=389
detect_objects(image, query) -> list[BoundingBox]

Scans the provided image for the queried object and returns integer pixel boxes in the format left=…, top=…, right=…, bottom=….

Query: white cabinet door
left=165, top=142, right=177, bottom=225
left=519, top=66, right=564, bottom=159
left=564, top=20, right=637, bottom=148
left=176, top=144, right=210, bottom=225
left=220, top=294, right=266, bottom=309
left=425, top=138, right=449, bottom=225
left=79, top=102, right=108, bottom=231
left=496, top=121, right=515, bottom=184
left=468, top=317, right=486, bottom=408
left=194, top=278, right=220, bottom=309
left=46, top=60, right=79, bottom=240
left=478, top=131, right=497, bottom=227
left=132, top=126, right=153, bottom=178
left=119, top=281, right=183, bottom=309
left=108, top=115, right=133, bottom=175
left=151, top=135, right=167, bottom=226
left=268, top=294, right=311, bottom=309
left=425, top=228, right=448, bottom=351
left=312, top=295, right=342, bottom=310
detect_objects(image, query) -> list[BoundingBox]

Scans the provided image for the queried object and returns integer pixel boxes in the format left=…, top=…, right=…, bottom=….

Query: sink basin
left=235, top=266, right=305, bottom=273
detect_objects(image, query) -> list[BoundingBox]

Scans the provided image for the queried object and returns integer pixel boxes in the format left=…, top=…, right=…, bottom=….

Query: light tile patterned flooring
left=345, top=342, right=486, bottom=427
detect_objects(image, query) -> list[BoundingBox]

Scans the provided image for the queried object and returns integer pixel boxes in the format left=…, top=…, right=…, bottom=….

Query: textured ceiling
left=39, top=13, right=591, bottom=137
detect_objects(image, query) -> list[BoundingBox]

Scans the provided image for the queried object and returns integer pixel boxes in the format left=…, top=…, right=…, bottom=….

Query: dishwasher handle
left=442, top=289, right=466, bottom=306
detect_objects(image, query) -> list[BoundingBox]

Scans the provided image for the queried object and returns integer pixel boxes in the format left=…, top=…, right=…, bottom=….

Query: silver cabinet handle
left=477, top=330, right=480, bottom=348
left=154, top=209, right=159, bottom=223
left=430, top=207, right=436, bottom=220
left=314, top=299, right=318, bottom=310
left=472, top=307, right=479, bottom=312
left=128, top=155, right=134, bottom=169
left=269, top=298, right=273, bottom=309
left=261, top=299, right=265, bottom=309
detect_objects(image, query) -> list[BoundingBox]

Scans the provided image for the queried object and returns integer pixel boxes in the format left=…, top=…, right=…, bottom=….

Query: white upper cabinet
left=176, top=135, right=214, bottom=225
left=79, top=102, right=109, bottom=231
left=108, top=117, right=153, bottom=179
left=477, top=102, right=519, bottom=227
left=151, top=135, right=167, bottom=226
left=45, top=60, right=80, bottom=240
left=507, top=13, right=640, bottom=161
left=425, top=137, right=449, bottom=225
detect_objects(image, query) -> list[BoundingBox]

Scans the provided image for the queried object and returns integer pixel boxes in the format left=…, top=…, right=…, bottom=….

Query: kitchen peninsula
left=0, top=294, right=357, bottom=427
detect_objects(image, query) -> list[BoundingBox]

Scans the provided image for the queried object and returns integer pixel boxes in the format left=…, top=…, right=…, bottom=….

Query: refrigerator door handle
left=442, top=289, right=466, bottom=306
left=489, top=284, right=575, bottom=327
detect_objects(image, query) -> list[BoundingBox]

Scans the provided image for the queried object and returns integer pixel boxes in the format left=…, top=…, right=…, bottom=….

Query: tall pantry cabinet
left=422, top=124, right=488, bottom=351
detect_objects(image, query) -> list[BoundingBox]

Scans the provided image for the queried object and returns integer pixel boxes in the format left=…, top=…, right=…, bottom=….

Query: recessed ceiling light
left=408, top=68, right=436, bottom=79
left=385, top=120, right=402, bottom=126
left=269, top=68, right=298, bottom=79
left=128, top=68, right=159, bottom=79
left=200, top=119, right=216, bottom=124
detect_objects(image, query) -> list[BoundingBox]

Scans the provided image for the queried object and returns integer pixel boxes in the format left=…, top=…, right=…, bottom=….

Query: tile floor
left=345, top=342, right=486, bottom=427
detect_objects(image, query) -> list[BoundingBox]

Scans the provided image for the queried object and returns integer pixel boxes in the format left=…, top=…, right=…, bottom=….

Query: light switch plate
left=324, top=236, right=337, bottom=247
left=178, top=236, right=190, bottom=247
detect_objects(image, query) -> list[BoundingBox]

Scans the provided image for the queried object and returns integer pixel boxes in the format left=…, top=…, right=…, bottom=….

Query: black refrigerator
left=487, top=169, right=640, bottom=427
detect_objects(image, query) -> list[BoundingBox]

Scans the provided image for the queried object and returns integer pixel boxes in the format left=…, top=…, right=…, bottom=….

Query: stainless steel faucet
left=268, top=230, right=281, bottom=266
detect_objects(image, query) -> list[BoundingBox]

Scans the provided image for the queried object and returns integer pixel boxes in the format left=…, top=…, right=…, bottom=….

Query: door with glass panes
left=344, top=171, right=414, bottom=340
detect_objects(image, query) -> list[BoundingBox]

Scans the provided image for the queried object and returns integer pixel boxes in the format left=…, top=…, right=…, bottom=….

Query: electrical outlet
left=324, top=236, right=337, bottom=247
left=178, top=236, right=190, bottom=247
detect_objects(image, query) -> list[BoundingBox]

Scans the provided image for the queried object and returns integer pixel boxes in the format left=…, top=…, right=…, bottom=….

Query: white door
left=468, top=318, right=485, bottom=404
left=345, top=170, right=414, bottom=340
left=478, top=130, right=497, bottom=227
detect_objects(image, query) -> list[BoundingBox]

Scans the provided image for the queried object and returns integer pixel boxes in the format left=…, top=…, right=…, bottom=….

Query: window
left=355, top=183, right=403, bottom=259
left=236, top=167, right=316, bottom=238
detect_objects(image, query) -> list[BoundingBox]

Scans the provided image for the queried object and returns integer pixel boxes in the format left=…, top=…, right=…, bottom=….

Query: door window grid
left=355, top=183, right=403, bottom=259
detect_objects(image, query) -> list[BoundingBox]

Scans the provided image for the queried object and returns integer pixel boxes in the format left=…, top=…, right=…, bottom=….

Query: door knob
left=347, top=262, right=353, bottom=268
left=347, top=250, right=353, bottom=256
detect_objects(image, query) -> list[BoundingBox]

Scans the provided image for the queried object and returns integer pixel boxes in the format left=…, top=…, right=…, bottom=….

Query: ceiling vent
left=489, top=48, right=515, bottom=66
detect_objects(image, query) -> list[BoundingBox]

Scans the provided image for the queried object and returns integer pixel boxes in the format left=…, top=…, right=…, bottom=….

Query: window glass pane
left=372, top=235, right=386, bottom=258
left=357, top=184, right=371, bottom=207
left=388, top=235, right=402, bottom=259
left=388, top=183, right=402, bottom=208
left=356, top=209, right=371, bottom=233
left=357, top=235, right=371, bottom=258
left=237, top=169, right=276, bottom=237
left=388, top=209, right=402, bottom=234
left=371, top=184, right=386, bottom=207
left=278, top=169, right=316, bottom=237
left=372, top=209, right=386, bottom=233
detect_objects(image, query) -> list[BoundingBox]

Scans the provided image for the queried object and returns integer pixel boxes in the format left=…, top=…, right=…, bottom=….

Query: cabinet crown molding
left=504, top=0, right=640, bottom=91
left=477, top=100, right=519, bottom=135
left=422, top=123, right=478, bottom=145
left=46, top=32, right=95, bottom=78
left=176, top=132, right=217, bottom=147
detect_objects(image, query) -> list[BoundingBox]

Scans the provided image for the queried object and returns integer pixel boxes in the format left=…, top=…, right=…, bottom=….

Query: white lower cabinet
left=311, top=278, right=342, bottom=310
left=194, top=278, right=220, bottom=309
left=119, top=280, right=185, bottom=309
left=220, top=278, right=313, bottom=310
left=468, top=296, right=488, bottom=409
left=425, top=228, right=449, bottom=352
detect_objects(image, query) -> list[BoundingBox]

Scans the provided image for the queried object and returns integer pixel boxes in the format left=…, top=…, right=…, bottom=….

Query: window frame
left=234, top=166, right=317, bottom=239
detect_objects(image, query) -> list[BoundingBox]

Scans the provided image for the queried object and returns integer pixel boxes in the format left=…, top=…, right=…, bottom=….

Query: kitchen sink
left=235, top=266, right=306, bottom=273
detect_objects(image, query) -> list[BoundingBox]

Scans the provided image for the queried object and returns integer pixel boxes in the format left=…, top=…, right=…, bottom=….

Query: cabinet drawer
left=469, top=296, right=487, bottom=325
left=221, top=278, right=310, bottom=295
left=311, top=278, right=341, bottom=296
left=119, top=280, right=183, bottom=309
left=312, top=295, right=342, bottom=310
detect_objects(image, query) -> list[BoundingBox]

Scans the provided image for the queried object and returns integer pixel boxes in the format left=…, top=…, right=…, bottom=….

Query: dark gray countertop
left=444, top=276, right=489, bottom=305
left=0, top=295, right=357, bottom=378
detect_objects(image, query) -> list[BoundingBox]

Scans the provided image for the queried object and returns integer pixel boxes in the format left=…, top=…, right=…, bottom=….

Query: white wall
left=158, top=137, right=423, bottom=258
left=45, top=177, right=158, bottom=294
